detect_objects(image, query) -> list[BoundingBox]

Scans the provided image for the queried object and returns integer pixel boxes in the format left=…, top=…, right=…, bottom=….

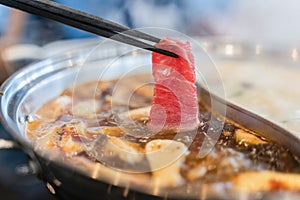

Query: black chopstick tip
left=153, top=48, right=179, bottom=58
left=165, top=51, right=179, bottom=58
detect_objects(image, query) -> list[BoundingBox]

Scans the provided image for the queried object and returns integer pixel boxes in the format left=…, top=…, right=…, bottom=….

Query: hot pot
left=1, top=38, right=300, bottom=200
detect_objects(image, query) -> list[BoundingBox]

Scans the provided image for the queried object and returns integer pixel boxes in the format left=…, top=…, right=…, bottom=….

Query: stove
left=0, top=122, right=56, bottom=200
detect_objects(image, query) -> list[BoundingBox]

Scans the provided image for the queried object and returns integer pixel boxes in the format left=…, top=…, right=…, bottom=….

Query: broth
left=26, top=74, right=300, bottom=195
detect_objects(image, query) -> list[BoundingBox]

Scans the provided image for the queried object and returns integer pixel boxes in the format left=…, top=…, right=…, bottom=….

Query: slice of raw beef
left=149, top=38, right=199, bottom=130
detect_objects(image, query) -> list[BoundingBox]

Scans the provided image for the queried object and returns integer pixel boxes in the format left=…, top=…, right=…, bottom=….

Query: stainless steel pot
left=1, top=38, right=300, bottom=200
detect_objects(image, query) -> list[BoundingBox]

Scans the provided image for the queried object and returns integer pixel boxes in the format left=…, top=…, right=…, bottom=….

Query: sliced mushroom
left=90, top=136, right=144, bottom=165
left=233, top=171, right=300, bottom=191
left=110, top=75, right=153, bottom=108
left=60, top=136, right=87, bottom=156
left=59, top=120, right=88, bottom=155
left=108, top=136, right=144, bottom=163
left=102, top=127, right=124, bottom=137
left=72, top=99, right=100, bottom=119
left=34, top=119, right=88, bottom=155
left=34, top=125, right=61, bottom=151
left=234, top=129, right=267, bottom=146
left=35, top=95, right=72, bottom=120
left=118, top=106, right=150, bottom=121
left=187, top=165, right=207, bottom=181
left=145, top=139, right=187, bottom=187
left=87, top=126, right=124, bottom=137
left=52, top=96, right=72, bottom=118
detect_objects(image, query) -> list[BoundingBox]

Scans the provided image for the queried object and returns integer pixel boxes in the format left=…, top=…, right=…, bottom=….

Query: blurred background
left=1, top=0, right=300, bottom=199
left=2, top=0, right=300, bottom=82
left=2, top=0, right=300, bottom=81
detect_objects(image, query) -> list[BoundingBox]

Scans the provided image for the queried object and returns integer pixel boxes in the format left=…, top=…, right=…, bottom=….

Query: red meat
left=149, top=38, right=199, bottom=130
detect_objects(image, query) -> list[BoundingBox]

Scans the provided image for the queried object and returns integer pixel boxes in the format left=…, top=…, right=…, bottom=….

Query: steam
left=126, top=0, right=300, bottom=46
left=213, top=0, right=300, bottom=46
left=126, top=1, right=184, bottom=30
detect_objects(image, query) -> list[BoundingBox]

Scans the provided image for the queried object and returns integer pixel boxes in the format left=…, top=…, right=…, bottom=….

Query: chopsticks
left=0, top=0, right=178, bottom=58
